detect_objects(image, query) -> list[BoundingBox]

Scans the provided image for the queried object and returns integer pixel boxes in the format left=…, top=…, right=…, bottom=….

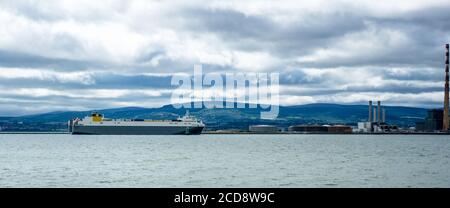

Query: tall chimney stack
left=444, top=43, right=449, bottom=131
left=382, top=108, right=386, bottom=123
left=373, top=107, right=377, bottom=123
left=368, top=101, right=373, bottom=122
left=377, top=101, right=381, bottom=124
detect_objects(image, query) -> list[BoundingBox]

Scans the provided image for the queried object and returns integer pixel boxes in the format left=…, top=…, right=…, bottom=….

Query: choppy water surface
left=0, top=134, right=449, bottom=187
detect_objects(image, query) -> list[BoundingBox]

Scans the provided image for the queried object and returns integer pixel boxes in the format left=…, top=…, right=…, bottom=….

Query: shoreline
left=203, top=132, right=450, bottom=135
left=0, top=131, right=449, bottom=135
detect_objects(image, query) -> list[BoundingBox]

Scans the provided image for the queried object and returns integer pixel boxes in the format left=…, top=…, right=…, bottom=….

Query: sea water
left=0, top=134, right=449, bottom=187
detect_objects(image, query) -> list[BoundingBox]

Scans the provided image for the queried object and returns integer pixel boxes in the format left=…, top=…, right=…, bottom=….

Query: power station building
left=416, top=109, right=444, bottom=132
left=357, top=100, right=398, bottom=133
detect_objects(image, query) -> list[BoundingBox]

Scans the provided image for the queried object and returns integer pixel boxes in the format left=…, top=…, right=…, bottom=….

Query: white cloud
left=317, top=91, right=443, bottom=107
left=231, top=51, right=282, bottom=71
left=0, top=67, right=95, bottom=85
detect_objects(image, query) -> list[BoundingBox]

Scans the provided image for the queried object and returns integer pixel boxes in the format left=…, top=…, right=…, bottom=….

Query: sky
left=0, top=0, right=450, bottom=116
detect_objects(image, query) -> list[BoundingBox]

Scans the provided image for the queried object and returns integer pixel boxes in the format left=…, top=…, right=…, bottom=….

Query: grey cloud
left=0, top=73, right=174, bottom=90
left=183, top=6, right=450, bottom=69
left=293, top=9, right=450, bottom=68
left=1, top=0, right=131, bottom=23
left=183, top=9, right=366, bottom=58
left=376, top=6, right=450, bottom=32
left=281, top=85, right=441, bottom=97
left=0, top=50, right=109, bottom=71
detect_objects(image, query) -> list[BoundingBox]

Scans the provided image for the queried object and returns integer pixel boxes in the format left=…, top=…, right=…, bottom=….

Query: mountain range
left=0, top=102, right=430, bottom=132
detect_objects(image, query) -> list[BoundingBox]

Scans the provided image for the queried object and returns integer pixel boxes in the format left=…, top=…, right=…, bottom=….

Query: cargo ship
left=68, top=111, right=204, bottom=135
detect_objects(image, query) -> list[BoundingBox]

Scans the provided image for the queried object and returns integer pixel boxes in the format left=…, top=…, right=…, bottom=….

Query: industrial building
left=288, top=125, right=352, bottom=134
left=415, top=109, right=444, bottom=132
left=288, top=125, right=328, bottom=133
left=248, top=125, right=279, bottom=133
left=327, top=125, right=353, bottom=134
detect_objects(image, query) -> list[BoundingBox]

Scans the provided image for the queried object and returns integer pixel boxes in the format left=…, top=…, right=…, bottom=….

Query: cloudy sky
left=0, top=0, right=449, bottom=116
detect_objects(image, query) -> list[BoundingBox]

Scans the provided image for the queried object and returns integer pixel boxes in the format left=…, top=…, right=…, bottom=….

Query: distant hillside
left=0, top=102, right=429, bottom=132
